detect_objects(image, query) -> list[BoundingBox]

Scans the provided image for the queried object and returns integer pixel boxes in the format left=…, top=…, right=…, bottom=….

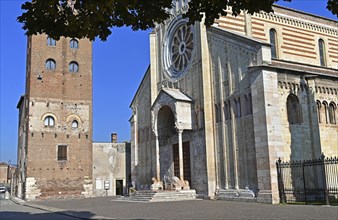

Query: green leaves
left=327, top=0, right=338, bottom=16
left=17, top=0, right=337, bottom=41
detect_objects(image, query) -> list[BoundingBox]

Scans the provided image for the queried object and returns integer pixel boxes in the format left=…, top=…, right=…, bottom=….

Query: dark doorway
left=173, top=141, right=191, bottom=184
left=115, top=180, right=123, bottom=196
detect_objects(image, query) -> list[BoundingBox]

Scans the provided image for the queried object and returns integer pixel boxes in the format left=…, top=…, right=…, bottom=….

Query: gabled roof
left=151, top=88, right=192, bottom=110
left=162, top=88, right=192, bottom=102
left=129, top=65, right=150, bottom=108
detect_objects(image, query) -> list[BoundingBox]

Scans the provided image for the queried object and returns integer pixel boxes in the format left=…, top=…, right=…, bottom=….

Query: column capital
left=176, top=128, right=184, bottom=134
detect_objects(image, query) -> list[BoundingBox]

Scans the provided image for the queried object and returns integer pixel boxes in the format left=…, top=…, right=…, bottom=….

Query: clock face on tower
left=163, top=17, right=195, bottom=81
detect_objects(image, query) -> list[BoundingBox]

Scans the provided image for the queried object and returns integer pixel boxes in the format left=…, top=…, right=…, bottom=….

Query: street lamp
left=7, top=160, right=11, bottom=184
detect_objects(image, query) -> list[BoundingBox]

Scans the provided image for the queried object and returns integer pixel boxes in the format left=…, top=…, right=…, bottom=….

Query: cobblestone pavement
left=0, top=198, right=81, bottom=220
left=31, top=196, right=338, bottom=220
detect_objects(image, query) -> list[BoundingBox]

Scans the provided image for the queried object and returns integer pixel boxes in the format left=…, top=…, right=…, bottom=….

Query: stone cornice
left=253, top=9, right=338, bottom=36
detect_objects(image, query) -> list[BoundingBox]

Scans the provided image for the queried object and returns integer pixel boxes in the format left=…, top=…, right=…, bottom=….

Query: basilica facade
left=129, top=3, right=338, bottom=203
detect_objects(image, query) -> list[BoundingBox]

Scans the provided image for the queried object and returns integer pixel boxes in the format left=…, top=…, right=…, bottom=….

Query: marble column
left=178, top=129, right=184, bottom=180
left=155, top=135, right=160, bottom=181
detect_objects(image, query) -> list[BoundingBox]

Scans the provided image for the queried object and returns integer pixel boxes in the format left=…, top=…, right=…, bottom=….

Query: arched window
left=316, top=100, right=322, bottom=123
left=69, top=61, right=79, bottom=72
left=70, top=39, right=78, bottom=49
left=323, top=101, right=328, bottom=124
left=44, top=116, right=55, bottom=127
left=287, top=94, right=301, bottom=124
left=269, top=29, right=278, bottom=59
left=328, top=102, right=336, bottom=124
left=45, top=59, right=56, bottom=70
left=318, top=39, right=326, bottom=66
left=72, top=120, right=79, bottom=128
left=47, top=37, right=56, bottom=46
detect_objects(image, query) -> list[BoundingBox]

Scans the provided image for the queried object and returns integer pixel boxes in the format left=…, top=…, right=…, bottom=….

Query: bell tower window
left=44, top=116, right=55, bottom=127
left=46, top=59, right=56, bottom=70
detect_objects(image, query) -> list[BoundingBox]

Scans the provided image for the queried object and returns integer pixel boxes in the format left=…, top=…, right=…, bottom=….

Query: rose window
left=163, top=17, right=195, bottom=81
left=171, top=25, right=194, bottom=72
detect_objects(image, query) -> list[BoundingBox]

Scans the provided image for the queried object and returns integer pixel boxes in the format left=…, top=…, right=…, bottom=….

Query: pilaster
left=200, top=21, right=216, bottom=198
left=150, top=32, right=158, bottom=105
left=251, top=68, right=282, bottom=204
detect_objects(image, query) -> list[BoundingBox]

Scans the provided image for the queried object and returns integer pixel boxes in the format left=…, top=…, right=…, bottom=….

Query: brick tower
left=16, top=34, right=93, bottom=200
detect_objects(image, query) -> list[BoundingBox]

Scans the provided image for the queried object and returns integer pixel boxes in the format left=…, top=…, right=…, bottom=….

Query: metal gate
left=276, top=154, right=338, bottom=205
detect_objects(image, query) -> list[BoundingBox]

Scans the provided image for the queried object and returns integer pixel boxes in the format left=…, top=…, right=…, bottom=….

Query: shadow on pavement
left=0, top=210, right=96, bottom=220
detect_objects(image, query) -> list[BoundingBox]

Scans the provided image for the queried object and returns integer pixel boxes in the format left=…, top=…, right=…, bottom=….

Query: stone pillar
left=231, top=101, right=239, bottom=190
left=251, top=68, right=281, bottom=204
left=218, top=58, right=229, bottom=189
left=178, top=129, right=184, bottom=180
left=149, top=32, right=158, bottom=104
left=155, top=135, right=160, bottom=181
left=305, top=77, right=322, bottom=158
left=200, top=20, right=217, bottom=198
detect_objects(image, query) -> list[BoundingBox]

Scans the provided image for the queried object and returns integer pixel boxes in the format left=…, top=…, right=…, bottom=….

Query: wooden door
left=173, top=142, right=191, bottom=184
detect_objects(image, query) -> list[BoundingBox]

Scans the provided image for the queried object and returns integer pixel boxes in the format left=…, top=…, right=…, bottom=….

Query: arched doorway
left=151, top=88, right=193, bottom=183
left=157, top=105, right=191, bottom=184
left=157, top=106, right=177, bottom=180
left=157, top=105, right=176, bottom=140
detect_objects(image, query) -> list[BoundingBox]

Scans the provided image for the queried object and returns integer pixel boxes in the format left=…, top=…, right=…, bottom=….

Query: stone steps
left=130, top=190, right=197, bottom=202
left=216, top=189, right=257, bottom=202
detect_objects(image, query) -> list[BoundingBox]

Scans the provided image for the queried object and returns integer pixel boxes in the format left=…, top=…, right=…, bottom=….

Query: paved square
left=31, top=197, right=338, bottom=220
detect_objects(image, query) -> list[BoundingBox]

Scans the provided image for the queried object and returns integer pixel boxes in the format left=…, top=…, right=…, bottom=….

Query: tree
left=17, top=0, right=337, bottom=41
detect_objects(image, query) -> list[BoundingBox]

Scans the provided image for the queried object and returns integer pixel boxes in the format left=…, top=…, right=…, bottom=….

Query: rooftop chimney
left=111, top=133, right=117, bottom=143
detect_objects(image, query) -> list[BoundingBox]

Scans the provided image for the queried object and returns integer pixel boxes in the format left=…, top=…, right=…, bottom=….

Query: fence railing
left=276, top=154, right=338, bottom=205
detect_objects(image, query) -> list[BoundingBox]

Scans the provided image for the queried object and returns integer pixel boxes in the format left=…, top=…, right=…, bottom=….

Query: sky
left=0, top=0, right=336, bottom=164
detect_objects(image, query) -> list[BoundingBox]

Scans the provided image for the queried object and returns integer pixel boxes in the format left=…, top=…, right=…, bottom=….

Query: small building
left=93, top=133, right=131, bottom=196
left=0, top=162, right=9, bottom=184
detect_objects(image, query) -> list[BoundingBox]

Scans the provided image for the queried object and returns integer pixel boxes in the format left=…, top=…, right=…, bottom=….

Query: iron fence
left=276, top=154, right=338, bottom=205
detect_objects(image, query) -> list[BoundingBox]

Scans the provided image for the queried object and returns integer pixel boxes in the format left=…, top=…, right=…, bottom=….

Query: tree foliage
left=17, top=0, right=337, bottom=41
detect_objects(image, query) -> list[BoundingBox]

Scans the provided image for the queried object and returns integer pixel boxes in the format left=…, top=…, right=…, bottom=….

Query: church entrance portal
left=173, top=142, right=191, bottom=184
left=151, top=89, right=193, bottom=183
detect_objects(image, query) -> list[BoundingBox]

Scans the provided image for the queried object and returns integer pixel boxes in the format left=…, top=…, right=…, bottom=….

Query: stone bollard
left=5, top=191, right=10, bottom=200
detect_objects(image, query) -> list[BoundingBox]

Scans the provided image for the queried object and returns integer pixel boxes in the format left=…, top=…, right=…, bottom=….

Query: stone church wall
left=207, top=30, right=260, bottom=191
left=130, top=69, right=154, bottom=188
left=315, top=79, right=338, bottom=157
left=277, top=73, right=318, bottom=161
left=277, top=73, right=338, bottom=161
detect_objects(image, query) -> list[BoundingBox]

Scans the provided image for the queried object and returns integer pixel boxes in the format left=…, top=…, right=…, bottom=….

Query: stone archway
left=157, top=105, right=177, bottom=180
left=151, top=88, right=193, bottom=182
left=157, top=105, right=176, bottom=140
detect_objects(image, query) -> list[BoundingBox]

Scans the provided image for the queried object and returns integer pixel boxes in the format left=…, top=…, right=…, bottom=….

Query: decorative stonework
left=253, top=11, right=337, bottom=36
left=163, top=16, right=196, bottom=81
